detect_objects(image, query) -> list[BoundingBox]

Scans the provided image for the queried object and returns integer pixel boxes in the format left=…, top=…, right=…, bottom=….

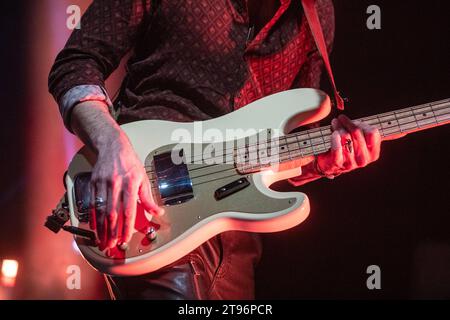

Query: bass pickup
left=214, top=177, right=250, bottom=201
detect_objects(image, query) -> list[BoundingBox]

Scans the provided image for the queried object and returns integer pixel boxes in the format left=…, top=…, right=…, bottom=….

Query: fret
left=409, top=107, right=421, bottom=131
left=313, top=142, right=329, bottom=155
left=392, top=111, right=402, bottom=133
left=417, top=116, right=438, bottom=127
left=398, top=119, right=419, bottom=132
left=311, top=136, right=324, bottom=147
left=435, top=111, right=450, bottom=123
left=279, top=137, right=292, bottom=162
left=312, top=144, right=325, bottom=156
left=306, top=130, right=319, bottom=155
left=322, top=142, right=332, bottom=152
left=288, top=148, right=303, bottom=159
left=320, top=126, right=332, bottom=137
left=395, top=109, right=416, bottom=128
left=411, top=101, right=440, bottom=112
left=414, top=106, right=437, bottom=127
left=307, top=129, right=324, bottom=149
left=435, top=113, right=450, bottom=123
left=374, top=115, right=383, bottom=128
left=282, top=136, right=300, bottom=160
left=295, top=134, right=305, bottom=159
left=301, top=145, right=313, bottom=157
left=429, top=104, right=438, bottom=125
left=381, top=125, right=401, bottom=136
left=322, top=135, right=332, bottom=145
left=286, top=136, right=300, bottom=149
left=316, top=142, right=328, bottom=153
left=432, top=104, right=450, bottom=115
left=295, top=132, right=310, bottom=147
left=298, top=134, right=312, bottom=148
left=431, top=102, right=450, bottom=123
left=378, top=113, right=398, bottom=128
left=278, top=139, right=295, bottom=163
left=308, top=130, right=323, bottom=139
left=279, top=153, right=292, bottom=163
left=374, top=115, right=385, bottom=136
left=361, top=116, right=380, bottom=127
left=414, top=106, right=435, bottom=119
left=430, top=101, right=450, bottom=111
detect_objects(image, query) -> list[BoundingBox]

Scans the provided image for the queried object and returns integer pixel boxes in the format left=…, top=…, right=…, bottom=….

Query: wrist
left=95, top=127, right=131, bottom=155
left=71, top=100, right=127, bottom=153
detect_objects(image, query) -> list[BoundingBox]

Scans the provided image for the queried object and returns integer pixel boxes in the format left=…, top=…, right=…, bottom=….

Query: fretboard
left=237, top=98, right=450, bottom=173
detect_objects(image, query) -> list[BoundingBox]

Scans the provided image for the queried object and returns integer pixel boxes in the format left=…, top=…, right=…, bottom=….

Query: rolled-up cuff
left=59, top=85, right=114, bottom=132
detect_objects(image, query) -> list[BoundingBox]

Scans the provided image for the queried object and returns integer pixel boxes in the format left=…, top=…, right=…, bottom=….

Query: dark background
left=0, top=2, right=27, bottom=263
left=257, top=0, right=450, bottom=299
left=0, top=1, right=449, bottom=299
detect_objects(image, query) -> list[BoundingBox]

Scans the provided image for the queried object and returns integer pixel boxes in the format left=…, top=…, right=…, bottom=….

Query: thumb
left=139, top=177, right=164, bottom=216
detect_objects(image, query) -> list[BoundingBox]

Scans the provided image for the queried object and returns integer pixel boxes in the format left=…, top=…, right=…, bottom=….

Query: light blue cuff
left=59, top=85, right=114, bottom=132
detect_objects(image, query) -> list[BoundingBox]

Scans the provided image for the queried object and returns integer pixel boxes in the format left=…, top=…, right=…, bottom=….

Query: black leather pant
left=105, top=231, right=262, bottom=300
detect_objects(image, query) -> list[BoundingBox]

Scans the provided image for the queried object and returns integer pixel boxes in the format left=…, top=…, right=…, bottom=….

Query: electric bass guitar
left=46, top=89, right=449, bottom=276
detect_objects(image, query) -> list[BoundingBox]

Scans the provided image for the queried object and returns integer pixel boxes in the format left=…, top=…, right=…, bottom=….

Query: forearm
left=70, top=101, right=128, bottom=154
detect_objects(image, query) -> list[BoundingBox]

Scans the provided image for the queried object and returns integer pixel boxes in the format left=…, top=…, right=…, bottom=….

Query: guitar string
left=145, top=104, right=450, bottom=180
left=149, top=109, right=450, bottom=189
left=144, top=101, right=450, bottom=175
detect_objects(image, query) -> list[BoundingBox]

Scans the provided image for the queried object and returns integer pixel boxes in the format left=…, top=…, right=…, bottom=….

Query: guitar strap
left=301, top=0, right=345, bottom=110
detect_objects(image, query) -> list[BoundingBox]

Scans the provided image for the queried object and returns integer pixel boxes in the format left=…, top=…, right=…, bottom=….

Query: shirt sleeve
left=48, top=0, right=152, bottom=131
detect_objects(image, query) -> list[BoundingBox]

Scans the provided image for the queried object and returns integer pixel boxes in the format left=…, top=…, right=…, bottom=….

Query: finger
left=139, top=177, right=164, bottom=216
left=338, top=115, right=370, bottom=167
left=338, top=129, right=356, bottom=171
left=351, top=128, right=370, bottom=167
left=105, top=181, right=120, bottom=249
left=360, top=122, right=382, bottom=161
left=121, top=179, right=139, bottom=244
left=331, top=118, right=340, bottom=131
left=337, top=114, right=356, bottom=131
left=94, top=181, right=108, bottom=250
left=329, top=130, right=344, bottom=167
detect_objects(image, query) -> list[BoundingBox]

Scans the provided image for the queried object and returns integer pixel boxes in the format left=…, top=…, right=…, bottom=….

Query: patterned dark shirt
left=48, top=0, right=335, bottom=128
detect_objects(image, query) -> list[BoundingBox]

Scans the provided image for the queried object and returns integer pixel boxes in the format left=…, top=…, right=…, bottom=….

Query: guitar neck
left=355, top=98, right=450, bottom=141
left=237, top=98, right=450, bottom=173
left=287, top=98, right=450, bottom=159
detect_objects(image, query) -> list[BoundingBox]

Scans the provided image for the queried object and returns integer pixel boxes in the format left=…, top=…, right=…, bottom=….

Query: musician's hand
left=69, top=101, right=163, bottom=251
left=316, top=115, right=382, bottom=177
left=89, top=131, right=164, bottom=250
